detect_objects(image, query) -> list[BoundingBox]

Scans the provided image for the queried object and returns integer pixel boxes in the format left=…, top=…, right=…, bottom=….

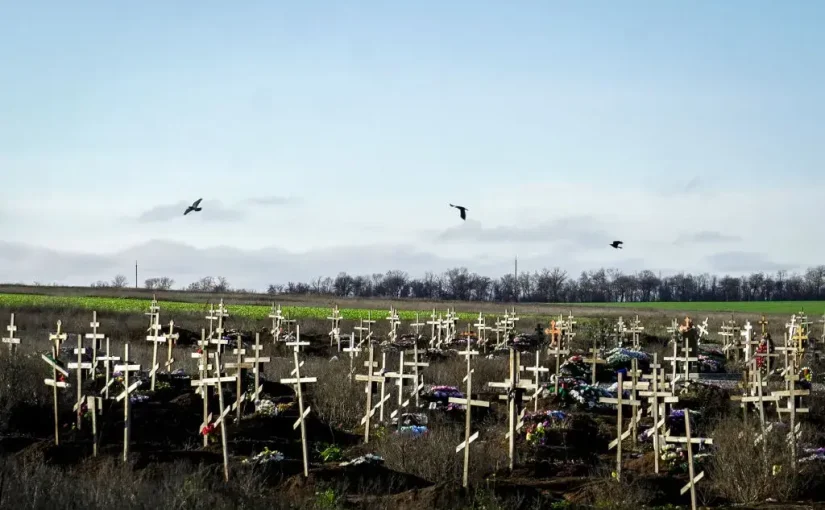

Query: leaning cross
left=403, top=342, right=429, bottom=408
left=225, top=336, right=254, bottom=422
left=42, top=326, right=70, bottom=446
left=638, top=353, right=679, bottom=474
left=599, top=371, right=641, bottom=483
left=328, top=305, right=342, bottom=350
left=354, top=341, right=385, bottom=443
left=279, top=325, right=317, bottom=477
left=664, top=412, right=713, bottom=510
left=386, top=351, right=417, bottom=424
left=165, top=320, right=179, bottom=372
left=489, top=348, right=537, bottom=470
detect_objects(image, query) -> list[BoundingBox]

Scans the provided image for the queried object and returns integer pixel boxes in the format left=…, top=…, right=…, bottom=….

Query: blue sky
left=1, top=2, right=823, bottom=289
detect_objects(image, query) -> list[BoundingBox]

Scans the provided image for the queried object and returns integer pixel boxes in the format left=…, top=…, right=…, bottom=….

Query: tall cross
left=599, top=372, right=641, bottom=483
left=328, top=305, right=342, bottom=349
left=403, top=342, right=429, bottom=408
left=225, top=336, right=254, bottom=421
left=208, top=351, right=235, bottom=481
left=85, top=311, right=104, bottom=374
left=210, top=299, right=230, bottom=353
left=410, top=312, right=425, bottom=338
left=2, top=313, right=20, bottom=354
left=145, top=295, right=159, bottom=329
left=664, top=412, right=713, bottom=510
left=489, top=348, right=536, bottom=470
left=741, top=321, right=757, bottom=362
left=355, top=341, right=385, bottom=443
left=146, top=313, right=166, bottom=391
left=268, top=303, right=285, bottom=343
left=68, top=334, right=93, bottom=430
left=279, top=325, right=317, bottom=477
left=583, top=337, right=606, bottom=385
left=114, top=344, right=142, bottom=462
left=522, top=350, right=550, bottom=412
left=42, top=328, right=70, bottom=445
left=343, top=330, right=361, bottom=382
left=386, top=306, right=401, bottom=344
left=386, top=351, right=417, bottom=425
left=638, top=353, right=679, bottom=474
left=244, top=332, right=271, bottom=403
left=759, top=315, right=769, bottom=336
left=97, top=337, right=120, bottom=400
left=49, top=319, right=67, bottom=349
left=451, top=334, right=491, bottom=488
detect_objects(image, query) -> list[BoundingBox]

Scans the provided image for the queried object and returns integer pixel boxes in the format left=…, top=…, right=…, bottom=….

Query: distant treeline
left=95, top=266, right=825, bottom=303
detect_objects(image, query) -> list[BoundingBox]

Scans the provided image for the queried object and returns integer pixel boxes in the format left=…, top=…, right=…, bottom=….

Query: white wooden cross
left=207, top=351, right=235, bottom=481
left=114, top=344, right=142, bottom=462
left=622, top=358, right=649, bottom=448
left=49, top=319, right=67, bottom=348
left=244, top=332, right=271, bottom=403
left=774, top=358, right=809, bottom=468
left=626, top=315, right=644, bottom=349
left=268, top=303, right=285, bottom=343
left=410, top=312, right=425, bottom=338
left=377, top=351, right=390, bottom=421
left=83, top=394, right=103, bottom=457
left=43, top=327, right=70, bottom=445
left=68, top=334, right=93, bottom=430
left=225, top=334, right=254, bottom=421
left=328, top=305, right=342, bottom=350
left=354, top=341, right=386, bottom=443
left=386, top=351, right=417, bottom=423
left=614, top=316, right=627, bottom=347
left=209, top=299, right=230, bottom=353
left=403, top=342, right=429, bottom=408
left=145, top=313, right=166, bottom=391
left=145, top=295, right=159, bottom=329
left=386, top=306, right=401, bottom=344
left=3, top=313, right=21, bottom=354
left=426, top=308, right=439, bottom=348
left=547, top=341, right=571, bottom=396
left=97, top=337, right=120, bottom=400
left=740, top=321, right=758, bottom=362
left=583, top=337, right=607, bottom=386
left=279, top=325, right=317, bottom=477
left=189, top=331, right=229, bottom=451
left=522, top=350, right=550, bottom=412
left=599, top=372, right=641, bottom=482
left=452, top=335, right=491, bottom=488
left=489, top=348, right=537, bottom=470
left=165, top=319, right=179, bottom=372
left=717, top=322, right=736, bottom=361
left=666, top=318, right=679, bottom=338
left=664, top=412, right=713, bottom=510
left=638, top=354, right=679, bottom=474
left=343, top=330, right=361, bottom=382
left=85, top=310, right=104, bottom=374
left=474, top=313, right=490, bottom=352
left=564, top=312, right=577, bottom=346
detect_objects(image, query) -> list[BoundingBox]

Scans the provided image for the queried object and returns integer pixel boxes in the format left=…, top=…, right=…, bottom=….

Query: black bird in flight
left=449, top=203, right=468, bottom=220
left=184, top=198, right=203, bottom=216
left=610, top=240, right=623, bottom=249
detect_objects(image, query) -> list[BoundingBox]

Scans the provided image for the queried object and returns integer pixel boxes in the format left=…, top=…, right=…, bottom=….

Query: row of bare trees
left=265, top=265, right=825, bottom=303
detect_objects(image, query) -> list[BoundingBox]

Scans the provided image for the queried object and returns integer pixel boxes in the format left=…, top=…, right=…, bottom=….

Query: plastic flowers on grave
left=428, top=385, right=463, bottom=399
left=799, top=367, right=813, bottom=389
left=255, top=399, right=277, bottom=417
left=800, top=447, right=825, bottom=463
left=398, top=425, right=428, bottom=437
left=276, top=401, right=294, bottom=414
left=242, top=447, right=285, bottom=465
left=605, top=348, right=650, bottom=370
left=698, top=355, right=723, bottom=373
left=340, top=453, right=384, bottom=467
left=521, top=410, right=568, bottom=446
left=559, top=356, right=589, bottom=379
left=201, top=423, right=216, bottom=436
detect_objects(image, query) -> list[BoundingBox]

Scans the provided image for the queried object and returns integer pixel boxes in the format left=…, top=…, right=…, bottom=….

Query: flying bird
left=184, top=198, right=203, bottom=215
left=449, top=203, right=468, bottom=220
left=610, top=240, right=623, bottom=249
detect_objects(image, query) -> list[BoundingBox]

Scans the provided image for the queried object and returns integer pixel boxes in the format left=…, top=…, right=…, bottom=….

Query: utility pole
left=515, top=256, right=518, bottom=302
left=135, top=261, right=138, bottom=289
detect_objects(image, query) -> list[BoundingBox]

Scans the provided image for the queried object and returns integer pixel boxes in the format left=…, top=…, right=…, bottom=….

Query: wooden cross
left=114, top=344, right=142, bottom=462
left=614, top=316, right=627, bottom=347
left=386, top=351, right=417, bottom=424
left=740, top=321, right=759, bottom=362
left=225, top=335, right=254, bottom=421
left=85, top=310, right=104, bottom=374
left=386, top=306, right=401, bottom=344
left=546, top=319, right=562, bottom=349
left=426, top=308, right=439, bottom=347
left=759, top=315, right=769, bottom=336
left=410, top=312, right=425, bottom=338
left=623, top=358, right=649, bottom=447
left=268, top=303, right=285, bottom=343
left=583, top=337, right=606, bottom=385
left=68, top=334, right=93, bottom=430
left=165, top=319, right=179, bottom=372
left=145, top=313, right=166, bottom=391
left=564, top=312, right=577, bottom=346
left=599, top=372, right=641, bottom=482
left=717, top=322, right=736, bottom=361
left=664, top=412, right=713, bottom=510
left=328, top=305, right=342, bottom=349
left=49, top=319, right=67, bottom=348
left=42, top=327, right=70, bottom=445
left=82, top=394, right=103, bottom=457
left=244, top=332, right=271, bottom=403
left=522, top=350, right=550, bottom=412
left=731, top=358, right=777, bottom=441
left=452, top=335, right=491, bottom=488
left=145, top=295, right=159, bottom=328
left=403, top=342, right=429, bottom=408
left=208, top=351, right=235, bottom=481
left=774, top=359, right=809, bottom=468
left=343, top=331, right=361, bottom=382
left=209, top=299, right=230, bottom=353
left=791, top=324, right=808, bottom=367
left=97, top=337, right=120, bottom=400
left=696, top=318, right=709, bottom=343
left=547, top=341, right=571, bottom=396
left=190, top=329, right=213, bottom=446
left=377, top=351, right=391, bottom=421
left=474, top=313, right=489, bottom=351
left=279, top=325, right=317, bottom=477
left=626, top=315, right=644, bottom=349
left=2, top=313, right=20, bottom=354
left=355, top=341, right=386, bottom=443
left=489, top=348, right=537, bottom=470
left=666, top=318, right=679, bottom=338
left=638, top=354, right=679, bottom=474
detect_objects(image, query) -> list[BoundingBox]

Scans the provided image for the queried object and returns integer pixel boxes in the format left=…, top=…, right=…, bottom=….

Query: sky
left=1, top=1, right=823, bottom=291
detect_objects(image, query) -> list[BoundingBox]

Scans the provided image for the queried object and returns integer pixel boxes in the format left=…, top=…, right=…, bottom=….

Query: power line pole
left=515, top=256, right=518, bottom=302
left=135, top=260, right=138, bottom=289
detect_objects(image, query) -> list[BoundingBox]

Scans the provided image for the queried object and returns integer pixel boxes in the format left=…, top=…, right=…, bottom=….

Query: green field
left=571, top=300, right=825, bottom=315
left=0, top=293, right=488, bottom=321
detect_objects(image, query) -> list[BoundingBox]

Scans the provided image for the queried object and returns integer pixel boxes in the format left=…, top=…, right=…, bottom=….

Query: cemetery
left=2, top=298, right=825, bottom=509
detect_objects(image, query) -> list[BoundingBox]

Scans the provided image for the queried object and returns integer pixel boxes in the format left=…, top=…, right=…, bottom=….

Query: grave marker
left=244, top=332, right=271, bottom=403
left=97, top=337, right=120, bottom=400
left=43, top=322, right=70, bottom=445
left=165, top=319, right=179, bottom=372
left=146, top=313, right=166, bottom=391
left=114, top=344, right=142, bottom=461
left=209, top=299, right=230, bottom=353
left=208, top=351, right=235, bottom=481
left=328, top=305, right=342, bottom=350
left=452, top=335, right=491, bottom=488
left=387, top=351, right=417, bottom=424
left=522, top=350, right=550, bottom=412
left=410, top=312, right=425, bottom=338
left=2, top=313, right=20, bottom=354
left=85, top=311, right=104, bottom=374
left=386, top=306, right=401, bottom=344
left=403, top=342, right=429, bottom=408
left=490, top=348, right=537, bottom=469
left=639, top=354, right=679, bottom=474
left=225, top=338, right=254, bottom=421
left=583, top=337, right=606, bottom=386
left=665, top=412, right=713, bottom=510
left=268, top=303, right=285, bottom=343
left=599, top=372, right=641, bottom=482
left=280, top=325, right=317, bottom=477
left=355, top=341, right=385, bottom=443
left=343, top=331, right=361, bottom=382
left=68, top=334, right=93, bottom=430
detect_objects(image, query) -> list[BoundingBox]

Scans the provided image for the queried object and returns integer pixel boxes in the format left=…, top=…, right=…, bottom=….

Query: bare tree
left=111, top=275, right=128, bottom=288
